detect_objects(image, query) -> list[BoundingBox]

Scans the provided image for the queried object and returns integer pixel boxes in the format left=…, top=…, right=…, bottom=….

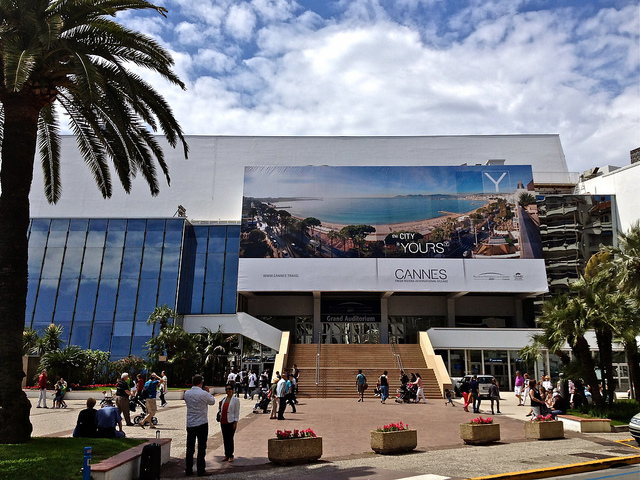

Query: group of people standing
left=35, top=369, right=69, bottom=409
left=355, top=370, right=426, bottom=404
left=514, top=371, right=566, bottom=418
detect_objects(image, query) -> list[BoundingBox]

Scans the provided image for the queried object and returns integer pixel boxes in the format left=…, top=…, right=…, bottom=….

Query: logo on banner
left=394, top=268, right=448, bottom=283
left=514, top=272, right=524, bottom=281
left=472, top=271, right=510, bottom=281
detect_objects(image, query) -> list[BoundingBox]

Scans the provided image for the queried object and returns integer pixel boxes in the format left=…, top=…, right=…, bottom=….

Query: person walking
left=269, top=375, right=280, bottom=419
left=470, top=375, right=481, bottom=413
left=514, top=371, right=524, bottom=406
left=356, top=370, right=367, bottom=402
left=276, top=374, right=287, bottom=420
left=218, top=382, right=240, bottom=462
left=379, top=371, right=389, bottom=404
left=135, top=373, right=145, bottom=400
left=460, top=377, right=471, bottom=412
left=140, top=372, right=162, bottom=429
left=412, top=372, right=426, bottom=404
left=36, top=369, right=48, bottom=408
left=115, top=373, right=134, bottom=426
left=184, top=374, right=215, bottom=476
left=489, top=378, right=501, bottom=414
left=159, top=371, right=168, bottom=407
left=291, top=364, right=300, bottom=395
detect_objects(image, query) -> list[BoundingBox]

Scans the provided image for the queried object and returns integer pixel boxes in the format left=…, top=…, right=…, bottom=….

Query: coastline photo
left=240, top=166, right=542, bottom=260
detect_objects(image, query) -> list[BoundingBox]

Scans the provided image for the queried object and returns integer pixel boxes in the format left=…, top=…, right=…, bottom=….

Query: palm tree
left=0, top=0, right=187, bottom=443
left=35, top=324, right=65, bottom=356
left=22, top=328, right=39, bottom=356
left=146, top=304, right=178, bottom=333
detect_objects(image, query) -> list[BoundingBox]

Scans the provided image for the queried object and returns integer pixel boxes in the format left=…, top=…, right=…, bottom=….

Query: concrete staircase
left=286, top=344, right=443, bottom=399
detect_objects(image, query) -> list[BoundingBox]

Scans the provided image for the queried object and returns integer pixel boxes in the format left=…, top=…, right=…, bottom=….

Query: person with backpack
left=140, top=373, right=163, bottom=429
left=356, top=370, right=367, bottom=402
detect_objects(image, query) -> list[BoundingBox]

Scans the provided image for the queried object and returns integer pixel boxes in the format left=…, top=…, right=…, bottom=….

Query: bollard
left=83, top=446, right=92, bottom=480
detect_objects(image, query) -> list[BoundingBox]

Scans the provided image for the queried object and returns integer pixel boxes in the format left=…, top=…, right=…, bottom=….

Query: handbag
left=216, top=398, right=223, bottom=422
left=363, top=381, right=369, bottom=390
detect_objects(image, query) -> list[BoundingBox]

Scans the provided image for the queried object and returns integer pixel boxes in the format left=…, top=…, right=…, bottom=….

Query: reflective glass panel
left=26, top=280, right=39, bottom=325
left=226, top=226, right=241, bottom=253
left=125, top=220, right=146, bottom=247
left=205, top=253, right=224, bottom=283
left=222, top=281, right=237, bottom=314
left=113, top=322, right=134, bottom=336
left=70, top=322, right=92, bottom=349
left=55, top=279, right=78, bottom=312
left=75, top=279, right=98, bottom=314
left=53, top=310, right=73, bottom=325
left=50, top=219, right=69, bottom=231
left=157, top=277, right=178, bottom=308
left=47, top=230, right=67, bottom=248
left=136, top=278, right=159, bottom=318
left=34, top=279, right=58, bottom=323
left=116, top=278, right=138, bottom=311
left=67, top=220, right=88, bottom=246
left=110, top=336, right=131, bottom=358
left=87, top=220, right=107, bottom=247
left=29, top=229, right=49, bottom=247
left=208, top=228, right=226, bottom=253
left=195, top=228, right=209, bottom=253
left=121, top=248, right=142, bottom=278
left=140, top=247, right=162, bottom=278
left=133, top=321, right=153, bottom=336
left=203, top=281, right=222, bottom=313
left=81, top=248, right=103, bottom=279
left=101, top=248, right=123, bottom=279
left=61, top=248, right=83, bottom=278
left=28, top=247, right=45, bottom=277
left=95, top=279, right=118, bottom=314
left=41, top=248, right=64, bottom=278
left=90, top=323, right=112, bottom=351
left=160, top=249, right=180, bottom=272
left=130, top=336, right=149, bottom=357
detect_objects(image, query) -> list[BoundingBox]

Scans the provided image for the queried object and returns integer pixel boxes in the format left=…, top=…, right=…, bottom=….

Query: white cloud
left=107, top=2, right=640, bottom=173
left=225, top=2, right=258, bottom=40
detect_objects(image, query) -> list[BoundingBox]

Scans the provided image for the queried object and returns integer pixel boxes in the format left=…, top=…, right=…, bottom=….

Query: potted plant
left=370, top=421, right=417, bottom=454
left=268, top=428, right=322, bottom=465
left=524, top=414, right=564, bottom=440
left=459, top=416, right=500, bottom=445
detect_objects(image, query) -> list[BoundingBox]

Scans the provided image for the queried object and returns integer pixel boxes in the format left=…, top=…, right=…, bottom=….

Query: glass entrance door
left=321, top=323, right=380, bottom=344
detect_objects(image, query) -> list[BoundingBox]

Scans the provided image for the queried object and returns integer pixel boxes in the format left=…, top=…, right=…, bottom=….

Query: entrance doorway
left=321, top=323, right=380, bottom=344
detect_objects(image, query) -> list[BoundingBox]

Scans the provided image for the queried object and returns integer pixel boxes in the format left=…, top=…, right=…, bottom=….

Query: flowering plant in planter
left=376, top=422, right=409, bottom=432
left=469, top=416, right=493, bottom=425
left=275, top=428, right=317, bottom=439
left=532, top=414, right=555, bottom=422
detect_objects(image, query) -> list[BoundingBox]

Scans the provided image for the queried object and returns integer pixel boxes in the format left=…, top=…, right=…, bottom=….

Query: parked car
left=460, top=374, right=495, bottom=399
left=450, top=377, right=464, bottom=397
left=629, top=412, right=640, bottom=445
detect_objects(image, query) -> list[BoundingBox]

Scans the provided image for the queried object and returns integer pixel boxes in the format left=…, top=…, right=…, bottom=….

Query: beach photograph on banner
left=239, top=165, right=542, bottom=261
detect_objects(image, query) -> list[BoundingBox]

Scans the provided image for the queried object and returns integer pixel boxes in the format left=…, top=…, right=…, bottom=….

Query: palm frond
left=37, top=104, right=61, bottom=203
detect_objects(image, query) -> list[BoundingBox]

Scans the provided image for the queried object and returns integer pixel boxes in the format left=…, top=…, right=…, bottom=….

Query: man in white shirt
left=183, top=374, right=215, bottom=477
left=227, top=370, right=236, bottom=384
left=276, top=375, right=287, bottom=420
left=248, top=370, right=257, bottom=400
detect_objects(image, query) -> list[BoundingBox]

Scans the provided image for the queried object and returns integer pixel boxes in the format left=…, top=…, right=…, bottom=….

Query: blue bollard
left=83, top=446, right=92, bottom=480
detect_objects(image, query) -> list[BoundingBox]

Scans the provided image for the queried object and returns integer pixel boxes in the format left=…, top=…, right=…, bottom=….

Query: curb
left=468, top=454, right=640, bottom=480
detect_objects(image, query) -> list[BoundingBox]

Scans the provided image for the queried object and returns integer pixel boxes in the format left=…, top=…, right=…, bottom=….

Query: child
left=445, top=388, right=454, bottom=406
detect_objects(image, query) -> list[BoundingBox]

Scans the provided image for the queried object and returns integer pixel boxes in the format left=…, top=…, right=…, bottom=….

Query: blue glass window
left=55, top=279, right=78, bottom=312
left=106, top=219, right=126, bottom=247
left=158, top=277, right=178, bottom=308
left=136, top=278, right=159, bottom=318
left=101, top=248, right=123, bottom=279
left=121, top=248, right=142, bottom=278
left=81, top=248, right=103, bottom=279
left=67, top=219, right=88, bottom=247
left=76, top=279, right=98, bottom=314
left=47, top=230, right=67, bottom=248
left=28, top=247, right=45, bottom=278
left=208, top=228, right=227, bottom=253
left=90, top=323, right=112, bottom=351
left=26, top=280, right=39, bottom=325
left=87, top=219, right=107, bottom=247
left=110, top=335, right=132, bottom=358
left=95, top=279, right=118, bottom=315
left=41, top=248, right=64, bottom=278
left=195, top=227, right=209, bottom=254
left=125, top=219, right=146, bottom=247
left=116, top=278, right=138, bottom=312
left=140, top=247, right=162, bottom=278
left=130, top=336, right=149, bottom=357
left=70, top=322, right=92, bottom=349
left=61, top=248, right=83, bottom=278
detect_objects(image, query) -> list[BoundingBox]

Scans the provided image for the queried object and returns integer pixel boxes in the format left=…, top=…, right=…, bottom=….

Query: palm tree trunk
left=0, top=96, right=40, bottom=443
left=572, top=335, right=603, bottom=407
left=624, top=340, right=640, bottom=400
left=595, top=328, right=615, bottom=405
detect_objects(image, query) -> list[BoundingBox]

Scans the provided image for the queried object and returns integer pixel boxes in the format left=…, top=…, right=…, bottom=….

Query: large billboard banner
left=238, top=165, right=546, bottom=293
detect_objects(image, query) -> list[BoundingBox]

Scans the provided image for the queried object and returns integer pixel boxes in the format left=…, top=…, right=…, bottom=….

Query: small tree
left=146, top=304, right=178, bottom=333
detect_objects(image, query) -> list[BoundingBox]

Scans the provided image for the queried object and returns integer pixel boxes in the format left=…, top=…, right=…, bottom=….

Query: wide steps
left=287, top=344, right=442, bottom=399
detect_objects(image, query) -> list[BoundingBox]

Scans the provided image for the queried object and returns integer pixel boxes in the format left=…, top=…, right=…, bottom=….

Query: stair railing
left=315, top=332, right=321, bottom=386
left=391, top=341, right=404, bottom=372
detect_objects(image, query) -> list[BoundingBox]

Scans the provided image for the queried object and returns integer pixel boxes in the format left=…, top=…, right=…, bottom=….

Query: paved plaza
left=28, top=391, right=640, bottom=479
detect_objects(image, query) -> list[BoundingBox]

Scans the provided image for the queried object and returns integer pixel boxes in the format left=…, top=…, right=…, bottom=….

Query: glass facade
left=25, top=219, right=240, bottom=358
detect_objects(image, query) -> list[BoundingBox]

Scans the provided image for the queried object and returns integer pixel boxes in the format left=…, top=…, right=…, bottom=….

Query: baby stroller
left=395, top=383, right=417, bottom=403
left=131, top=396, right=158, bottom=426
left=253, top=389, right=271, bottom=414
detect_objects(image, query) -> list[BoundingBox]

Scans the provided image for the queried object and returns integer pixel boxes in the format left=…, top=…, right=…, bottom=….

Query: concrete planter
left=524, top=420, right=564, bottom=440
left=459, top=423, right=500, bottom=445
left=268, top=437, right=323, bottom=465
left=370, top=429, right=417, bottom=454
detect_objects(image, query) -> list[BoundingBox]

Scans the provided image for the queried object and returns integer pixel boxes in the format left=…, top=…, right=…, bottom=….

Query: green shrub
left=579, top=399, right=640, bottom=421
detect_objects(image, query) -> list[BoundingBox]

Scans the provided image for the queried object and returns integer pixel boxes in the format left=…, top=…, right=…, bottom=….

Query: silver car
left=629, top=412, right=640, bottom=445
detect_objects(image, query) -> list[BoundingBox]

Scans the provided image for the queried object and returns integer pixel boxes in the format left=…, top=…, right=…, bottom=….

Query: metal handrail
left=315, top=332, right=321, bottom=386
left=391, top=342, right=403, bottom=372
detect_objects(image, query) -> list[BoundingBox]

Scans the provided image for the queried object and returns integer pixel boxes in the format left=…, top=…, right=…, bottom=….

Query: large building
left=24, top=135, right=638, bottom=390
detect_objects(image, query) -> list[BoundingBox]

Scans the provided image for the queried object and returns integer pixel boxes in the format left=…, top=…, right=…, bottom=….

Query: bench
left=90, top=438, right=171, bottom=480
left=557, top=414, right=611, bottom=433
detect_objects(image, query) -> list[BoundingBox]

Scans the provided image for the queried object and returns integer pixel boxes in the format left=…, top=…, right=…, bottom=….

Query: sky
left=243, top=165, right=534, bottom=197
left=119, top=0, right=639, bottom=174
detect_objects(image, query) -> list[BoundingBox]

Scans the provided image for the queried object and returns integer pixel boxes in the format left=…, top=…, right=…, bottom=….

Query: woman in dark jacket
left=73, top=397, right=98, bottom=437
